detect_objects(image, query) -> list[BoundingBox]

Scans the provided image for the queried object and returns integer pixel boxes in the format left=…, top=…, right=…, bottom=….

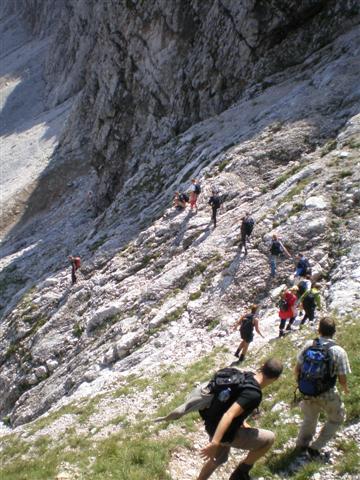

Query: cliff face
left=30, top=0, right=360, bottom=204
left=0, top=2, right=359, bottom=479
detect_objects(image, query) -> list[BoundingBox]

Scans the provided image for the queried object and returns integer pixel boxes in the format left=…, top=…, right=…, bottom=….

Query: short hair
left=250, top=304, right=258, bottom=313
left=298, top=252, right=304, bottom=257
left=319, top=318, right=336, bottom=337
left=260, top=358, right=283, bottom=379
left=272, top=234, right=278, bottom=240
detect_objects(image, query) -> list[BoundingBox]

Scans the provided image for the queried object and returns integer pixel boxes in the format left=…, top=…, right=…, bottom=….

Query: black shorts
left=240, top=332, right=254, bottom=343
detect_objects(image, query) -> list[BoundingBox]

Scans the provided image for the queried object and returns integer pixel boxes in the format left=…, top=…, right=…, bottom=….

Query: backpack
left=194, top=183, right=201, bottom=194
left=302, top=291, right=316, bottom=309
left=74, top=257, right=81, bottom=269
left=297, top=258, right=311, bottom=276
left=298, top=280, right=309, bottom=297
left=180, top=193, right=189, bottom=202
left=278, top=298, right=288, bottom=312
left=199, top=369, right=261, bottom=425
left=270, top=240, right=282, bottom=256
left=155, top=368, right=259, bottom=423
left=298, top=339, right=336, bottom=396
left=211, top=196, right=221, bottom=209
left=240, top=314, right=255, bottom=337
left=244, top=217, right=255, bottom=236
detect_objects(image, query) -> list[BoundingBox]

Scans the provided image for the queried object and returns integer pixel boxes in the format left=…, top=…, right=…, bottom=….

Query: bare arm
left=254, top=318, right=264, bottom=338
left=232, top=316, right=243, bottom=332
left=200, top=402, right=244, bottom=459
left=338, top=374, right=349, bottom=394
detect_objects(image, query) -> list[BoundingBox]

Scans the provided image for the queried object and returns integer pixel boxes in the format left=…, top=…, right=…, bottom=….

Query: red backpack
left=74, top=257, right=81, bottom=269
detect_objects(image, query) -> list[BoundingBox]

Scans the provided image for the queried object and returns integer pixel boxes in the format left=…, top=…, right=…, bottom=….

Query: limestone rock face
left=0, top=3, right=359, bottom=477
left=9, top=0, right=359, bottom=205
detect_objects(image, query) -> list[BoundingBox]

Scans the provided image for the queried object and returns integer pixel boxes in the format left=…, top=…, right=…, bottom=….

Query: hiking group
left=159, top=316, right=351, bottom=480
left=164, top=181, right=351, bottom=479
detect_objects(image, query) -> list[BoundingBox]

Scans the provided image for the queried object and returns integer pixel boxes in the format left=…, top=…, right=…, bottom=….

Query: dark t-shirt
left=209, top=195, right=221, bottom=209
left=201, top=373, right=262, bottom=443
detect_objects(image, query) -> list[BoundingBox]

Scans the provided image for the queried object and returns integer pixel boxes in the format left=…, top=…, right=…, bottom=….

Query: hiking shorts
left=211, top=427, right=275, bottom=465
left=240, top=331, right=254, bottom=343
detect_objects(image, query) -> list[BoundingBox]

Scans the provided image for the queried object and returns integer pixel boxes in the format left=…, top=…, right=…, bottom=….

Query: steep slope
left=0, top=2, right=359, bottom=480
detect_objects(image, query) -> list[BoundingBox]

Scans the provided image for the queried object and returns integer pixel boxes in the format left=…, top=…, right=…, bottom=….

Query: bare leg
left=196, top=459, right=219, bottom=480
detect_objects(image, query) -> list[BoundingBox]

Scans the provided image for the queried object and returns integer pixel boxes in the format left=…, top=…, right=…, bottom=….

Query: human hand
left=199, top=442, right=220, bottom=460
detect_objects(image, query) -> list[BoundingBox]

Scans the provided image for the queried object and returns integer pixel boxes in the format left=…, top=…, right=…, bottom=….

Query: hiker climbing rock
left=239, top=213, right=255, bottom=255
left=173, top=191, right=188, bottom=210
left=68, top=255, right=81, bottom=285
left=299, top=283, right=321, bottom=327
left=294, top=318, right=351, bottom=459
left=269, top=234, right=291, bottom=277
left=232, top=305, right=264, bottom=362
left=294, top=253, right=312, bottom=283
left=208, top=189, right=221, bottom=228
left=197, top=359, right=283, bottom=480
left=278, top=286, right=298, bottom=337
left=189, top=178, right=201, bottom=212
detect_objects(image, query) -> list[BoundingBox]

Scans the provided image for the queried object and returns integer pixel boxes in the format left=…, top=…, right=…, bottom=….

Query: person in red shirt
left=278, top=286, right=298, bottom=337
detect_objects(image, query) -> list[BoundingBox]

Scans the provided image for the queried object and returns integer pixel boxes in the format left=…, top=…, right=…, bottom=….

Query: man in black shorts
left=197, top=358, right=283, bottom=480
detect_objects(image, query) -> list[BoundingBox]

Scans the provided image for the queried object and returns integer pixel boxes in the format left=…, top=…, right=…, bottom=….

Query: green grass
left=1, top=315, right=357, bottom=480
left=281, top=177, right=312, bottom=204
left=218, top=158, right=230, bottom=172
left=271, top=163, right=304, bottom=189
left=189, top=291, right=202, bottom=301
left=338, top=170, right=353, bottom=178
left=320, top=139, right=337, bottom=157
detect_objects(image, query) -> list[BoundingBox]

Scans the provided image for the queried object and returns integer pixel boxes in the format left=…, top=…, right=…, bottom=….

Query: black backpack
left=240, top=314, right=255, bottom=337
left=244, top=217, right=255, bottom=236
left=270, top=240, right=282, bottom=256
left=210, top=196, right=221, bottom=209
left=180, top=192, right=189, bottom=202
left=298, top=280, right=309, bottom=297
left=200, top=368, right=261, bottom=419
left=278, top=298, right=289, bottom=312
left=298, top=339, right=336, bottom=396
left=194, top=184, right=201, bottom=194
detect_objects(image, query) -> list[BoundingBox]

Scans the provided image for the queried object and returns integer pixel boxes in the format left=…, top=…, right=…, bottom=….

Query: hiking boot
left=307, top=447, right=321, bottom=459
left=286, top=324, right=292, bottom=331
left=293, top=446, right=308, bottom=457
left=234, top=349, right=240, bottom=358
left=239, top=354, right=245, bottom=362
left=229, top=464, right=251, bottom=480
left=279, top=330, right=285, bottom=338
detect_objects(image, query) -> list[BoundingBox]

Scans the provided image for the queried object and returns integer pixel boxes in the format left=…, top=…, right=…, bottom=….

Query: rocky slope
left=0, top=2, right=359, bottom=479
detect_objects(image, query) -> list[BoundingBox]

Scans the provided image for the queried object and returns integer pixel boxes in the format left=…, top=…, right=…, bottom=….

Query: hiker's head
left=313, top=283, right=321, bottom=289
left=192, top=178, right=196, bottom=184
left=319, top=318, right=336, bottom=338
left=260, top=358, right=283, bottom=380
left=297, top=253, right=304, bottom=259
left=245, top=212, right=250, bottom=217
left=305, top=273, right=312, bottom=280
left=272, top=234, right=278, bottom=240
left=250, top=304, right=258, bottom=314
left=290, top=286, right=298, bottom=294
left=68, top=256, right=73, bottom=261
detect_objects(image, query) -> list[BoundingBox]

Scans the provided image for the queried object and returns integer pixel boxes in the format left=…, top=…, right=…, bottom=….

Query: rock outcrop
left=0, top=2, right=359, bottom=479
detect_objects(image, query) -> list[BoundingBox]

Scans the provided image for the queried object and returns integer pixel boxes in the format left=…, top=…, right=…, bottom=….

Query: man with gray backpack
left=295, top=318, right=351, bottom=459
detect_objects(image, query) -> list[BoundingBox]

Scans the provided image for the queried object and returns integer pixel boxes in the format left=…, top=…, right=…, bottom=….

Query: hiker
left=299, top=283, right=321, bottom=327
left=269, top=234, right=291, bottom=277
left=233, top=305, right=264, bottom=362
left=294, top=318, right=351, bottom=459
left=208, top=190, right=221, bottom=228
left=278, top=286, right=298, bottom=337
left=189, top=178, right=201, bottom=212
left=297, top=273, right=312, bottom=298
left=294, top=253, right=312, bottom=282
left=173, top=191, right=188, bottom=210
left=68, top=255, right=81, bottom=285
left=197, top=358, right=283, bottom=480
left=239, top=213, right=255, bottom=255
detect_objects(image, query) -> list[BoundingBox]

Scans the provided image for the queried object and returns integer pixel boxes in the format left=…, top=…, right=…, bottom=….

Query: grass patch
left=189, top=291, right=201, bottom=301
left=338, top=170, right=353, bottom=178
left=113, top=375, right=151, bottom=398
left=89, top=236, right=108, bottom=252
left=281, top=177, right=312, bottom=204
left=271, top=164, right=304, bottom=189
left=335, top=439, right=360, bottom=475
left=218, top=158, right=230, bottom=172
left=207, top=318, right=220, bottom=331
left=320, top=139, right=337, bottom=157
